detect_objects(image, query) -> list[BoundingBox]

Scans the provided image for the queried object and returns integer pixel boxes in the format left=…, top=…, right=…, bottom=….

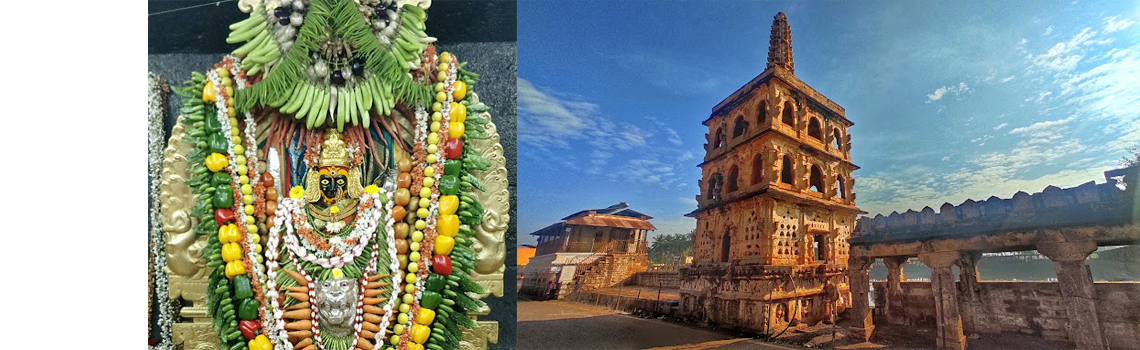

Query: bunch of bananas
left=228, top=5, right=281, bottom=75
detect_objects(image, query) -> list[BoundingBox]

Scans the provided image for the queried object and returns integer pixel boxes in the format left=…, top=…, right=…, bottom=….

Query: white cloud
left=1044, top=25, right=1054, bottom=35
left=993, top=123, right=1008, bottom=130
left=926, top=82, right=970, bottom=102
left=856, top=114, right=1110, bottom=217
left=1029, top=27, right=1097, bottom=72
left=679, top=151, right=696, bottom=161
left=941, top=156, right=950, bottom=161
left=1007, top=117, right=1073, bottom=136
left=1000, top=75, right=1016, bottom=83
left=517, top=78, right=598, bottom=149
left=680, top=197, right=697, bottom=207
left=664, top=127, right=683, bottom=145
left=609, top=159, right=676, bottom=187
left=1103, top=16, right=1135, bottom=33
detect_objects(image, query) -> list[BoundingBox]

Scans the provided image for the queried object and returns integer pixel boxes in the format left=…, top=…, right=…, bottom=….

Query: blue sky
left=516, top=0, right=1140, bottom=246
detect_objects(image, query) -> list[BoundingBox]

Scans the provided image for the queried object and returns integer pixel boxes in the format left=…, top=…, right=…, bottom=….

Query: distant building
left=679, top=12, right=862, bottom=332
left=520, top=202, right=656, bottom=299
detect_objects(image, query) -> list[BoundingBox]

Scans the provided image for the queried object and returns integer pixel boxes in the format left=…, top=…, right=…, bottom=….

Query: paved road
left=518, top=300, right=797, bottom=350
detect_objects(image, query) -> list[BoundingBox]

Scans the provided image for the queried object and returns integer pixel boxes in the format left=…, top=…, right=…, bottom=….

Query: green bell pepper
left=438, top=175, right=459, bottom=196
left=425, top=273, right=446, bottom=292
left=213, top=172, right=233, bottom=187
left=204, top=113, right=222, bottom=133
left=238, top=298, right=260, bottom=320
left=233, top=274, right=253, bottom=300
left=420, top=291, right=442, bottom=309
left=209, top=133, right=229, bottom=154
left=444, top=160, right=462, bottom=176
left=213, top=185, right=234, bottom=208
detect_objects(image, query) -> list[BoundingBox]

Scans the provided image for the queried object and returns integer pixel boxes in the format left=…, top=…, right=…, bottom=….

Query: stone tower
left=679, top=12, right=862, bottom=332
left=767, top=12, right=794, bottom=73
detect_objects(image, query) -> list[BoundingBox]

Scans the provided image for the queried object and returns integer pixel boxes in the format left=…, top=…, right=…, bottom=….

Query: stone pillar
left=882, top=256, right=908, bottom=325
left=956, top=252, right=983, bottom=334
left=1037, top=241, right=1105, bottom=350
left=919, top=251, right=966, bottom=350
left=846, top=256, right=874, bottom=341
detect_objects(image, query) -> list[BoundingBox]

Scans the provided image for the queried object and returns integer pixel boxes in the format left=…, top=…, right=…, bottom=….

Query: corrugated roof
left=564, top=214, right=657, bottom=230
left=529, top=222, right=568, bottom=236
left=561, top=202, right=654, bottom=220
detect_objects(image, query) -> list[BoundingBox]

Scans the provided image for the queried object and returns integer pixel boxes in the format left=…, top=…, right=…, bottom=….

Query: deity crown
left=318, top=130, right=351, bottom=168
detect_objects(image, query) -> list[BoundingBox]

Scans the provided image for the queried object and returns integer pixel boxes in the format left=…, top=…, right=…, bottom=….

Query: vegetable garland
left=171, top=1, right=496, bottom=350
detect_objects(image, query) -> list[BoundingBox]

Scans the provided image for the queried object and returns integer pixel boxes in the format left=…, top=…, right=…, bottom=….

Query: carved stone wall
left=873, top=281, right=1140, bottom=349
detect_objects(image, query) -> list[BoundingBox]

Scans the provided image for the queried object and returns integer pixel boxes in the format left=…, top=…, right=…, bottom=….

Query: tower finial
left=767, top=12, right=794, bottom=74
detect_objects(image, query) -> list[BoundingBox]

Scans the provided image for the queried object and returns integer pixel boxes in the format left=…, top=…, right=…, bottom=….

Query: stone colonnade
left=846, top=240, right=1107, bottom=350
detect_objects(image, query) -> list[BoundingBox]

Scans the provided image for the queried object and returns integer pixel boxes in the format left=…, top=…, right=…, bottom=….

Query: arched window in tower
left=781, top=156, right=793, bottom=185
left=706, top=174, right=720, bottom=200
left=837, top=175, right=847, bottom=199
left=713, top=128, right=723, bottom=149
left=728, top=166, right=739, bottom=192
left=758, top=101, right=768, bottom=124
left=721, top=230, right=731, bottom=262
left=781, top=101, right=795, bottom=126
left=752, top=154, right=764, bottom=185
left=832, top=129, right=842, bottom=150
left=810, top=165, right=823, bottom=192
left=807, top=118, right=822, bottom=140
left=733, top=115, right=747, bottom=138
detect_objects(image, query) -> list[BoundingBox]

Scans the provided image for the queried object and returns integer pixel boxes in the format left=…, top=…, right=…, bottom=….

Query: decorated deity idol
left=153, top=1, right=510, bottom=350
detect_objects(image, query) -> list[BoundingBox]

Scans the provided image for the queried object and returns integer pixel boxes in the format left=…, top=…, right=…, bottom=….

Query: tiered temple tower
left=679, top=12, right=863, bottom=332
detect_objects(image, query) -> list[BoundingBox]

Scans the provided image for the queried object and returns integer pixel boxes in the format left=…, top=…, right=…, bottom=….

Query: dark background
left=150, top=0, right=516, bottom=52
left=149, top=1, right=516, bottom=349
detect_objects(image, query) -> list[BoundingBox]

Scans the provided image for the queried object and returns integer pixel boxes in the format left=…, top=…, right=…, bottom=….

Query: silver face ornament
left=315, top=277, right=359, bottom=336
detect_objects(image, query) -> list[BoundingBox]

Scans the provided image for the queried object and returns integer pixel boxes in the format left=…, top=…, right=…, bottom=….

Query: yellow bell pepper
left=409, top=342, right=425, bottom=350
left=203, top=81, right=216, bottom=103
left=221, top=243, right=243, bottom=262
left=248, top=335, right=271, bottom=350
left=434, top=235, right=455, bottom=256
left=452, top=81, right=467, bottom=101
left=415, top=308, right=436, bottom=325
left=411, top=324, right=431, bottom=344
left=448, top=122, right=465, bottom=139
left=438, top=215, right=458, bottom=237
left=218, top=224, right=240, bottom=244
left=225, top=259, right=246, bottom=279
left=206, top=153, right=228, bottom=172
left=449, top=102, right=466, bottom=123
left=439, top=195, right=458, bottom=215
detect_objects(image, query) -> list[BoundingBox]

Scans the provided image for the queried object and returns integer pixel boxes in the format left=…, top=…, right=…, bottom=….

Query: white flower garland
left=280, top=195, right=385, bottom=269
left=374, top=189, right=401, bottom=346
left=266, top=211, right=293, bottom=350
left=148, top=72, right=174, bottom=350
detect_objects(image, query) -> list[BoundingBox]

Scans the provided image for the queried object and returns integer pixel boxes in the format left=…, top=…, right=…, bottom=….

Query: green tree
left=648, top=230, right=694, bottom=264
left=1122, top=145, right=1140, bottom=167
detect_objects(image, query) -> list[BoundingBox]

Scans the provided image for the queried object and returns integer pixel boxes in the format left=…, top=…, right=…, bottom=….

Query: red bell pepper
left=432, top=254, right=452, bottom=276
left=215, top=208, right=236, bottom=226
left=239, top=319, right=261, bottom=340
left=444, top=138, right=463, bottom=160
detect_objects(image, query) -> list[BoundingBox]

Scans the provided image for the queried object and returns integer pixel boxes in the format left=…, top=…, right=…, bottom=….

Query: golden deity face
left=318, top=166, right=350, bottom=204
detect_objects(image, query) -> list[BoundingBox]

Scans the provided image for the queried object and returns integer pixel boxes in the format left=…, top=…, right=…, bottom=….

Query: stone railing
left=852, top=167, right=1137, bottom=245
